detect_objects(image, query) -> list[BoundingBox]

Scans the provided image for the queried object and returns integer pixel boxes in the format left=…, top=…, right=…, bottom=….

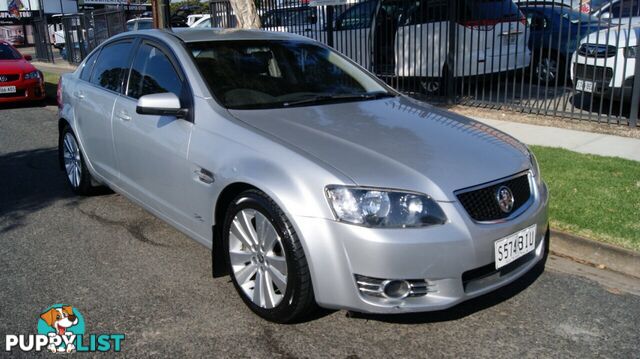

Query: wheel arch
left=57, top=118, right=71, bottom=170
left=211, top=182, right=260, bottom=277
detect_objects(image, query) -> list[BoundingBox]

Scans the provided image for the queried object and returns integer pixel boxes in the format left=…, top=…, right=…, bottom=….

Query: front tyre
left=58, top=125, right=96, bottom=195
left=223, top=189, right=316, bottom=323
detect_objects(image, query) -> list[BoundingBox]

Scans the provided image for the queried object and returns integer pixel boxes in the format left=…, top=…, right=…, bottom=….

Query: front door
left=112, top=41, right=194, bottom=227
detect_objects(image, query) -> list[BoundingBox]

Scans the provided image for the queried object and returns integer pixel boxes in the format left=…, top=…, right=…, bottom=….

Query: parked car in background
left=126, top=18, right=154, bottom=31
left=514, top=0, right=582, bottom=11
left=190, top=14, right=212, bottom=28
left=396, top=0, right=531, bottom=94
left=58, top=28, right=548, bottom=323
left=519, top=4, right=609, bottom=84
left=571, top=24, right=639, bottom=101
left=590, top=0, right=640, bottom=24
left=261, top=6, right=328, bottom=43
left=186, top=14, right=207, bottom=27
left=7, top=35, right=25, bottom=46
left=0, top=41, right=45, bottom=104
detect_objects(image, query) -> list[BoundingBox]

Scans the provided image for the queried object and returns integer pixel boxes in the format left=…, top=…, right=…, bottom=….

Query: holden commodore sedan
left=0, top=41, right=45, bottom=104
left=58, top=28, right=549, bottom=323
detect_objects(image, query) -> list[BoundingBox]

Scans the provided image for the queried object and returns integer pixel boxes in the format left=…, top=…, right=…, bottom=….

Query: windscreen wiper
left=282, top=92, right=394, bottom=107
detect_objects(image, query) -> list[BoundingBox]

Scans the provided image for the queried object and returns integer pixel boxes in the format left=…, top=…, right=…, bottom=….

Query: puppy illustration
left=40, top=306, right=78, bottom=353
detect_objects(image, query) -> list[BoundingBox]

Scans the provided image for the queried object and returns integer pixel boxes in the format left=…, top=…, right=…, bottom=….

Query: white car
left=396, top=0, right=531, bottom=94
left=570, top=25, right=638, bottom=101
left=191, top=14, right=212, bottom=28
left=186, top=14, right=207, bottom=27
left=590, top=0, right=640, bottom=25
left=126, top=18, right=153, bottom=31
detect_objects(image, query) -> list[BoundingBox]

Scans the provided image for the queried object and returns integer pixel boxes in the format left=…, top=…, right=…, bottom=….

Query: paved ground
left=1, top=105, right=639, bottom=358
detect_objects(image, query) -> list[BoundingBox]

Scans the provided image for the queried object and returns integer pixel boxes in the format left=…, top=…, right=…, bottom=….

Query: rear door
left=111, top=40, right=195, bottom=227
left=73, top=40, right=135, bottom=182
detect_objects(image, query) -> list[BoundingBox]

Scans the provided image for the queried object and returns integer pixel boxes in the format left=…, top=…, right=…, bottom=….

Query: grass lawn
left=531, top=145, right=640, bottom=252
left=42, top=71, right=60, bottom=99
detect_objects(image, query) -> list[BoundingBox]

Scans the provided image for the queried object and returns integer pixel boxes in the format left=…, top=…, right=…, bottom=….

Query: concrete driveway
left=1, top=105, right=639, bottom=357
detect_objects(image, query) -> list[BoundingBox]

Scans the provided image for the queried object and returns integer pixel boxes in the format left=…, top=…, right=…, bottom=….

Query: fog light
left=382, top=280, right=411, bottom=299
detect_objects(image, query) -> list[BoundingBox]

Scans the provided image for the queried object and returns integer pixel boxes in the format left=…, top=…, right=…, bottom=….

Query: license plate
left=0, top=86, right=16, bottom=94
left=575, top=79, right=594, bottom=93
left=507, top=35, right=519, bottom=45
left=494, top=224, right=537, bottom=270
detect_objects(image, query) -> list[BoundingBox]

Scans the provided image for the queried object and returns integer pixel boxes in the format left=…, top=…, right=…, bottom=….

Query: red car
left=0, top=41, right=45, bottom=104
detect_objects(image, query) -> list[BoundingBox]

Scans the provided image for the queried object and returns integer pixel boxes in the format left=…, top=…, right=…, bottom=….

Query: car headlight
left=528, top=148, right=543, bottom=187
left=24, top=70, right=41, bottom=80
left=325, top=186, right=447, bottom=228
left=624, top=45, right=638, bottom=58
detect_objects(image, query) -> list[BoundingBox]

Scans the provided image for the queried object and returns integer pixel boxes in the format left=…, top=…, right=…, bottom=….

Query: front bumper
left=293, top=181, right=549, bottom=314
left=571, top=52, right=635, bottom=100
left=0, top=79, right=45, bottom=104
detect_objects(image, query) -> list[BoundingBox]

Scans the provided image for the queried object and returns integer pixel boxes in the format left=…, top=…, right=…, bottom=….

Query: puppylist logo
left=4, top=304, right=125, bottom=353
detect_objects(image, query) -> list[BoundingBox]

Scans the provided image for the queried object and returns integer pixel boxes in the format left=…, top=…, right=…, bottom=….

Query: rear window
left=403, top=0, right=522, bottom=25
left=460, top=0, right=522, bottom=22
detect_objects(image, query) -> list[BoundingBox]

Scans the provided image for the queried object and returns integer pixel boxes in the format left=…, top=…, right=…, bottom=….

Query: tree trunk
left=229, top=0, right=261, bottom=29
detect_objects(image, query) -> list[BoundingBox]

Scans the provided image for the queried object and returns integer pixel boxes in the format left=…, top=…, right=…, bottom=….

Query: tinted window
left=459, top=0, right=522, bottom=22
left=263, top=8, right=317, bottom=27
left=404, top=0, right=448, bottom=25
left=80, top=50, right=100, bottom=81
left=127, top=43, right=183, bottom=99
left=90, top=41, right=134, bottom=92
left=137, top=21, right=153, bottom=30
left=336, top=1, right=377, bottom=30
left=0, top=44, right=21, bottom=60
left=610, top=0, right=640, bottom=17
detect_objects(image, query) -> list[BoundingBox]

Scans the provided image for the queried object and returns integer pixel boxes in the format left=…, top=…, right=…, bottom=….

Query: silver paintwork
left=59, top=29, right=549, bottom=314
left=137, top=92, right=182, bottom=111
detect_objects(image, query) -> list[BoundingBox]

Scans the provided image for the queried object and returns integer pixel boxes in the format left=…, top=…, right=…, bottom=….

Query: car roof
left=165, top=28, right=313, bottom=43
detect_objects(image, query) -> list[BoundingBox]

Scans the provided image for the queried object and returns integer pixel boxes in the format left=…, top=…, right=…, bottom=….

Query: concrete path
left=474, top=117, right=640, bottom=162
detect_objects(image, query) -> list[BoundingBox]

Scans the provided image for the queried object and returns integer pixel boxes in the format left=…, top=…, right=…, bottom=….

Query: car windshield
left=189, top=40, right=393, bottom=109
left=0, top=44, right=21, bottom=60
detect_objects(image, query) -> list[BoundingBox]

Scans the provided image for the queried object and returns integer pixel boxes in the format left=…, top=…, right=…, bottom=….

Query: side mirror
left=601, top=12, right=611, bottom=20
left=24, top=55, right=32, bottom=61
left=136, top=93, right=188, bottom=118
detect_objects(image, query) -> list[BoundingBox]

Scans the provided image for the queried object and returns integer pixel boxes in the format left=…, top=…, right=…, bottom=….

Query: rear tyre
left=58, top=125, right=96, bottom=195
left=223, top=189, right=317, bottom=323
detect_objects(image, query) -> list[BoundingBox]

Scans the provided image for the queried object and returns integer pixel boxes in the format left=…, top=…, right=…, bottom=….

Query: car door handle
left=73, top=91, right=84, bottom=100
left=116, top=110, right=131, bottom=121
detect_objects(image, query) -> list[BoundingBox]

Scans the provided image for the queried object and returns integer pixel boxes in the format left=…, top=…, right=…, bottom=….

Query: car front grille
left=461, top=251, right=535, bottom=293
left=577, top=43, right=618, bottom=58
left=573, top=64, right=614, bottom=83
left=456, top=173, right=531, bottom=222
left=0, top=74, right=20, bottom=83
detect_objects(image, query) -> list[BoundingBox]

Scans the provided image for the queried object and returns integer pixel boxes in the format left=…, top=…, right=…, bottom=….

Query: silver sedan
left=58, top=29, right=549, bottom=323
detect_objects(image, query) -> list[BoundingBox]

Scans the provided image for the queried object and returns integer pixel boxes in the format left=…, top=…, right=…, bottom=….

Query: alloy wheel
left=62, top=132, right=82, bottom=188
left=228, top=209, right=288, bottom=309
left=536, top=58, right=558, bottom=83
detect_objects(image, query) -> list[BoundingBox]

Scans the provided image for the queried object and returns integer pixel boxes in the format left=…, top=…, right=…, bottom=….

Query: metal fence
left=211, top=0, right=639, bottom=127
left=32, top=17, right=55, bottom=63
left=59, top=9, right=128, bottom=65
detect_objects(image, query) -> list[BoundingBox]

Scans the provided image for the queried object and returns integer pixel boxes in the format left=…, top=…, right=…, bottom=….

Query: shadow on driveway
left=0, top=147, right=71, bottom=233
